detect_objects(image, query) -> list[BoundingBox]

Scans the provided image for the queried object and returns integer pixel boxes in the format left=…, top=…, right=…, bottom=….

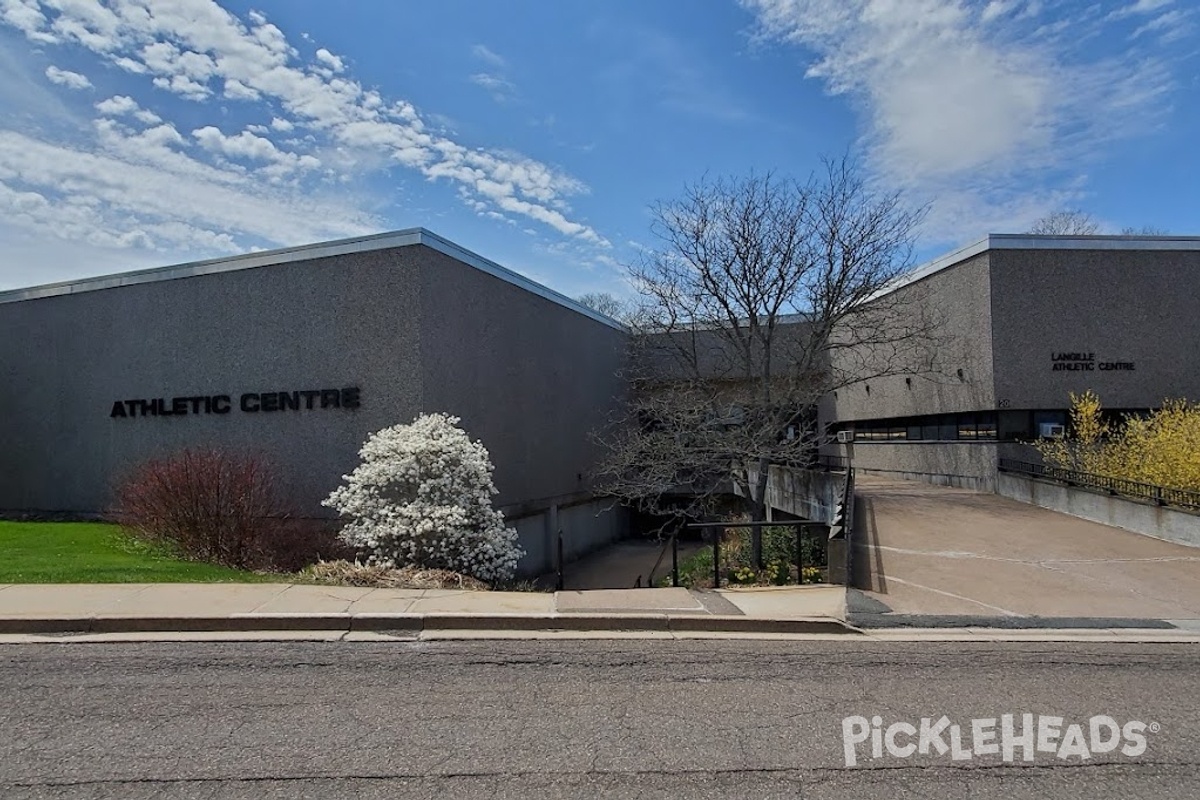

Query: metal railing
left=684, top=520, right=826, bottom=589
left=645, top=528, right=680, bottom=588
left=998, top=459, right=1200, bottom=511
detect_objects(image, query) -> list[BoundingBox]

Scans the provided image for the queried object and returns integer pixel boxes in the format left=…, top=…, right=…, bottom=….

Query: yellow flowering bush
left=1036, top=392, right=1200, bottom=491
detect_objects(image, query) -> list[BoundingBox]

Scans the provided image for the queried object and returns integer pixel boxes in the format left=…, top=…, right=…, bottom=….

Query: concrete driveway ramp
left=851, top=476, right=1200, bottom=622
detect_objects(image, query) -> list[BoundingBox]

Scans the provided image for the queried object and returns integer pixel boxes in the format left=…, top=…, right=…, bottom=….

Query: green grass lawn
left=0, top=520, right=276, bottom=583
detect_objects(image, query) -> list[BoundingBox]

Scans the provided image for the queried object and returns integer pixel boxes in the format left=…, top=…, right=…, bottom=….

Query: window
left=848, top=411, right=999, bottom=442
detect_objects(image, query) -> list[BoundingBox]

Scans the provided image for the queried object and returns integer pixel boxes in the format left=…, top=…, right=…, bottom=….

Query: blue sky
left=0, top=0, right=1196, bottom=297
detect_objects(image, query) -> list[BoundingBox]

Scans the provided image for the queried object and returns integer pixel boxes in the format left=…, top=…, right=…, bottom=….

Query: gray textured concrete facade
left=825, top=235, right=1200, bottom=488
left=0, top=229, right=627, bottom=574
left=4, top=229, right=1198, bottom=562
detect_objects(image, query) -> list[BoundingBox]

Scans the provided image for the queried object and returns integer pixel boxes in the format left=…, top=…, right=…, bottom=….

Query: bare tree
left=1027, top=210, right=1100, bottom=235
left=594, top=158, right=935, bottom=564
left=576, top=292, right=632, bottom=322
left=1120, top=225, right=1169, bottom=236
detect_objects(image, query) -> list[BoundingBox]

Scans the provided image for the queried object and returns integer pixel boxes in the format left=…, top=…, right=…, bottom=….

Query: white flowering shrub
left=322, top=413, right=523, bottom=582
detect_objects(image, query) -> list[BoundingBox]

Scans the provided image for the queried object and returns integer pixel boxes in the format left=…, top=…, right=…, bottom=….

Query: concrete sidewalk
left=2, top=583, right=1197, bottom=642
left=0, top=582, right=850, bottom=635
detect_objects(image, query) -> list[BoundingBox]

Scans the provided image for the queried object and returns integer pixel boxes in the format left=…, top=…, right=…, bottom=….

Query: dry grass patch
left=301, top=560, right=490, bottom=591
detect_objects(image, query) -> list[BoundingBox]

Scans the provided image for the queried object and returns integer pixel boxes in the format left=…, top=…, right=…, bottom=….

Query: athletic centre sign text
left=110, top=387, right=361, bottom=418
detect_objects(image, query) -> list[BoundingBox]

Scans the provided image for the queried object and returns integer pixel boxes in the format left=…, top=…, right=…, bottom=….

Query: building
left=3, top=229, right=1197, bottom=569
left=824, top=234, right=1200, bottom=490
left=0, top=229, right=628, bottom=575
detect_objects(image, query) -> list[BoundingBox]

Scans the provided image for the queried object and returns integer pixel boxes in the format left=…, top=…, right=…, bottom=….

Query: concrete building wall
left=418, top=246, right=627, bottom=507
left=989, top=247, right=1200, bottom=409
left=822, top=252, right=999, bottom=484
left=0, top=246, right=425, bottom=516
left=848, top=443, right=1000, bottom=490
left=0, top=232, right=629, bottom=575
left=416, top=245, right=629, bottom=574
left=827, top=252, right=997, bottom=424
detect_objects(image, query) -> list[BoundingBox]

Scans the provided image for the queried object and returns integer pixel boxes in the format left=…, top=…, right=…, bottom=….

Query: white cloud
left=1131, top=8, right=1195, bottom=42
left=222, top=77, right=259, bottom=100
left=192, top=125, right=320, bottom=175
left=44, top=64, right=90, bottom=88
left=0, top=0, right=606, bottom=281
left=1, top=0, right=55, bottom=42
left=1112, top=0, right=1175, bottom=18
left=0, top=127, right=375, bottom=269
left=468, top=44, right=521, bottom=103
left=95, top=94, right=161, bottom=124
left=314, top=47, right=344, bottom=73
left=743, top=0, right=1178, bottom=240
left=94, top=94, right=135, bottom=114
left=469, top=71, right=516, bottom=100
left=471, top=44, right=506, bottom=68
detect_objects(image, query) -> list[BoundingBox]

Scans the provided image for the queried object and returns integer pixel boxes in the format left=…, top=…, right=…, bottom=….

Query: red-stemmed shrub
left=109, top=448, right=349, bottom=571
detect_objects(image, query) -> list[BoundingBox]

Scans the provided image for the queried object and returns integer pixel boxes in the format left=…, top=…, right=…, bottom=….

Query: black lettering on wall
left=111, top=387, right=361, bottom=418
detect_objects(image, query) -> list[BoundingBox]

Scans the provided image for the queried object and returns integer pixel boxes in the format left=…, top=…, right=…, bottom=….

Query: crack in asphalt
left=5, top=760, right=1198, bottom=788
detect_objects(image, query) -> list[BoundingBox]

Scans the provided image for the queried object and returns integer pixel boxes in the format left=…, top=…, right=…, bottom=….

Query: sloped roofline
left=0, top=227, right=627, bottom=330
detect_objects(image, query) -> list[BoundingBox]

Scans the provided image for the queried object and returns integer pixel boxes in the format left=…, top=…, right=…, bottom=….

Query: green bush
left=668, top=524, right=828, bottom=588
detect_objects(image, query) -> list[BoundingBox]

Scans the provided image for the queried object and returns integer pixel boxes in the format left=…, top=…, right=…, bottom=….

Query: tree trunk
left=750, top=457, right=771, bottom=568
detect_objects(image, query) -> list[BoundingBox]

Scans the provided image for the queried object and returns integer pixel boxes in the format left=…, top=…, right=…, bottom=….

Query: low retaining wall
left=998, top=473, right=1200, bottom=548
left=745, top=464, right=844, bottom=524
left=509, top=495, right=626, bottom=577
left=856, top=468, right=993, bottom=492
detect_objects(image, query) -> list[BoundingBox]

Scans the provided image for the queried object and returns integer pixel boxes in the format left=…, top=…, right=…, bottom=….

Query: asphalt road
left=1, top=640, right=1197, bottom=799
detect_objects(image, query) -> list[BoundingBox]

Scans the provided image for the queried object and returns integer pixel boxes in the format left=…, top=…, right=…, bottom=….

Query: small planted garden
left=665, top=524, right=828, bottom=589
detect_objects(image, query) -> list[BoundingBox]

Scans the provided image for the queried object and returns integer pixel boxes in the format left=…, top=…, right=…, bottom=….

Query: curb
left=848, top=614, right=1181, bottom=630
left=0, top=613, right=861, bottom=636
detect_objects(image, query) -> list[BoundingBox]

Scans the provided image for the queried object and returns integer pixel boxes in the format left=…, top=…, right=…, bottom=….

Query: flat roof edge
left=989, top=234, right=1200, bottom=250
left=0, top=229, right=426, bottom=304
left=0, top=228, right=627, bottom=330
left=869, top=232, right=1200, bottom=300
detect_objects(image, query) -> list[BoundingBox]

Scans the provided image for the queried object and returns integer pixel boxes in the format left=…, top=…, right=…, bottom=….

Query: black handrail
left=998, top=459, right=1200, bottom=511
left=645, top=529, right=679, bottom=588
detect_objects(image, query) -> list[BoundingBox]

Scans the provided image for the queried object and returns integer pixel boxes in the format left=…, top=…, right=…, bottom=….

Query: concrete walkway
left=557, top=539, right=707, bottom=590
left=0, top=582, right=848, bottom=635
left=0, top=581, right=1197, bottom=642
left=852, top=476, right=1200, bottom=622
